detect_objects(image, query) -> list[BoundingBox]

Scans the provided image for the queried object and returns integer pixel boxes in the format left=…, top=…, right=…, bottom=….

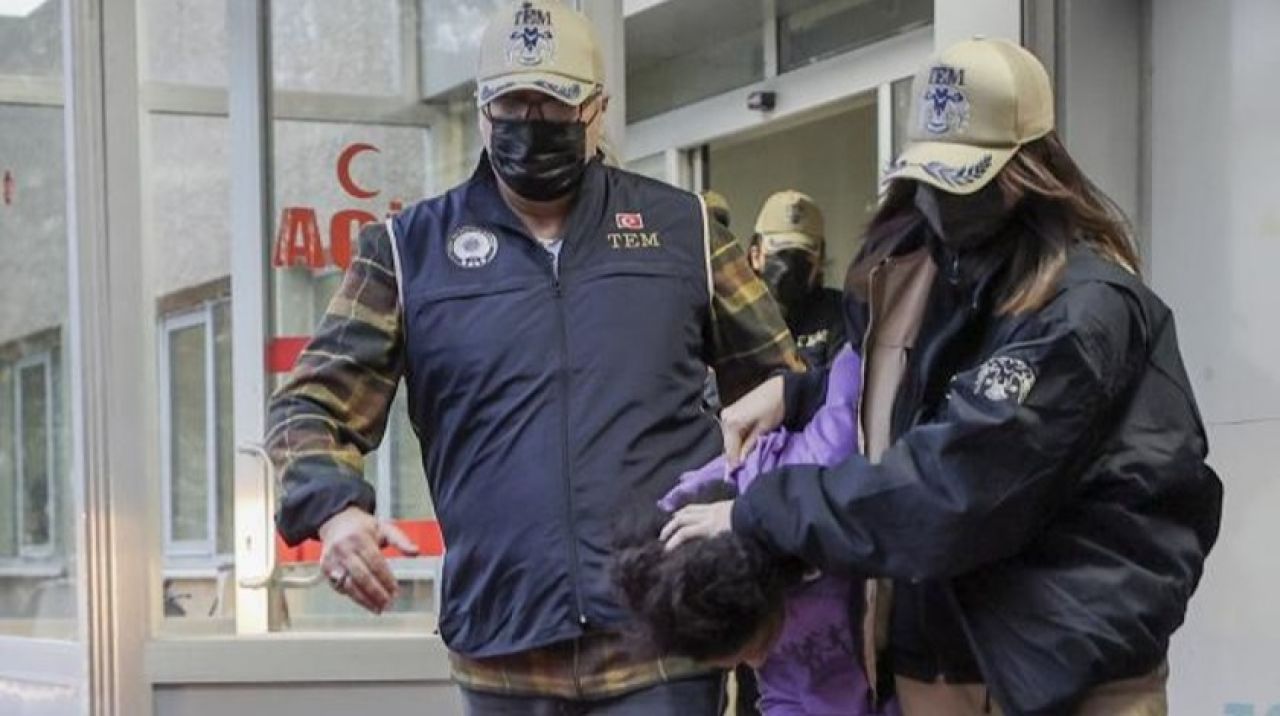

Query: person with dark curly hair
left=616, top=347, right=898, bottom=716
left=612, top=483, right=803, bottom=668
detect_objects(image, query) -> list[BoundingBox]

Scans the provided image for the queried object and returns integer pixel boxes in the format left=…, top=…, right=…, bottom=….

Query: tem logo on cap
left=507, top=1, right=555, bottom=68
left=448, top=227, right=499, bottom=269
left=920, top=65, right=970, bottom=135
left=787, top=201, right=805, bottom=226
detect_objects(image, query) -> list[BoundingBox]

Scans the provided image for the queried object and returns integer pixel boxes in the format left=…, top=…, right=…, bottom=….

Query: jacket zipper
left=858, top=256, right=889, bottom=706
left=548, top=252, right=590, bottom=642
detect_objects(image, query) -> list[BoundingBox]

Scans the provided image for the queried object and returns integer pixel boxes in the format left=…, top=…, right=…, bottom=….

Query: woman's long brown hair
left=849, top=130, right=1141, bottom=315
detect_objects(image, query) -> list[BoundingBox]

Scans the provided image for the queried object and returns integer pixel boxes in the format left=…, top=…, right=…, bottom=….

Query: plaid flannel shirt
left=267, top=204, right=802, bottom=698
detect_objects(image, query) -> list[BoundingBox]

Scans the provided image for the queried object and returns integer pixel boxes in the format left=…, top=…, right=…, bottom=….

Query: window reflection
left=420, top=0, right=507, bottom=99
left=141, top=0, right=229, bottom=87
left=625, top=0, right=765, bottom=123
left=778, top=0, right=933, bottom=72
left=0, top=0, right=61, bottom=79
left=272, top=0, right=403, bottom=96
left=0, top=3, right=75, bottom=641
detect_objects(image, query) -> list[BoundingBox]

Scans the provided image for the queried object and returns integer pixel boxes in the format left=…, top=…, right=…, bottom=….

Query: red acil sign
left=272, top=143, right=405, bottom=270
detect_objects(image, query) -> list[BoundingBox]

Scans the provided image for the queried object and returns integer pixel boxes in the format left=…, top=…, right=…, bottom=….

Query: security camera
left=747, top=91, right=777, bottom=112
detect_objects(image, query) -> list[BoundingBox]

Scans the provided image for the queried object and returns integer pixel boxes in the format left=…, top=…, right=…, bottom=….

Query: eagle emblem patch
left=973, top=355, right=1037, bottom=404
left=507, top=1, right=555, bottom=68
left=919, top=64, right=970, bottom=136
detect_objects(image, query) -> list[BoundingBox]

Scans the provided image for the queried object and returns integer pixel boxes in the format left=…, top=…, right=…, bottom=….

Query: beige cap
left=754, top=191, right=824, bottom=255
left=477, top=0, right=605, bottom=108
left=883, top=37, right=1054, bottom=195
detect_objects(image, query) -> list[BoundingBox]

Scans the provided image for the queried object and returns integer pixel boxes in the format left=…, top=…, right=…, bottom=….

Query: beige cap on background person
left=755, top=190, right=825, bottom=255
left=477, top=0, right=605, bottom=108
left=883, top=37, right=1054, bottom=195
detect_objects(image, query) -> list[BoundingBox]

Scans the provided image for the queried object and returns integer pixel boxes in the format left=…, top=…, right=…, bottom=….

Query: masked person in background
left=749, top=192, right=846, bottom=369
left=266, top=2, right=801, bottom=714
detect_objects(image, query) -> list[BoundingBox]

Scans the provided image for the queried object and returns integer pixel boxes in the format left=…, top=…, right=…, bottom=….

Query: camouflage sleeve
left=704, top=218, right=805, bottom=405
left=266, top=222, right=404, bottom=545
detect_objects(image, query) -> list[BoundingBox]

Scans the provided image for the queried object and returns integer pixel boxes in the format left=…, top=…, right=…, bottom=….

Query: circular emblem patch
left=447, top=227, right=499, bottom=269
left=973, top=355, right=1037, bottom=404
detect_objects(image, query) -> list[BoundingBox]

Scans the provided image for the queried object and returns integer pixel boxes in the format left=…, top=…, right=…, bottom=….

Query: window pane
left=169, top=323, right=210, bottom=544
left=0, top=105, right=68, bottom=343
left=420, top=0, right=506, bottom=99
left=148, top=115, right=232, bottom=298
left=890, top=74, right=913, bottom=161
left=0, top=366, right=14, bottom=556
left=626, top=0, right=764, bottom=123
left=213, top=301, right=234, bottom=555
left=271, top=0, right=402, bottom=96
left=18, top=362, right=50, bottom=549
left=0, top=0, right=61, bottom=79
left=146, top=107, right=233, bottom=629
left=0, top=0, right=76, bottom=649
left=778, top=0, right=933, bottom=73
left=141, top=0, right=228, bottom=87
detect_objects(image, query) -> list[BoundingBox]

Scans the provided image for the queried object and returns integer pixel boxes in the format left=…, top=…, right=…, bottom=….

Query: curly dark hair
left=609, top=484, right=804, bottom=663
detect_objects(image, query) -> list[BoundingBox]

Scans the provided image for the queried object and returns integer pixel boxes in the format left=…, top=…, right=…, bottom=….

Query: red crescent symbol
left=337, top=143, right=380, bottom=200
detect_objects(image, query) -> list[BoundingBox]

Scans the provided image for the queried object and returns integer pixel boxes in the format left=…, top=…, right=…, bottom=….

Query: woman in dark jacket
left=662, top=38, right=1222, bottom=715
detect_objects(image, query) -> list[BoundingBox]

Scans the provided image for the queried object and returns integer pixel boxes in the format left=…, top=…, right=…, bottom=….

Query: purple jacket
left=663, top=347, right=896, bottom=715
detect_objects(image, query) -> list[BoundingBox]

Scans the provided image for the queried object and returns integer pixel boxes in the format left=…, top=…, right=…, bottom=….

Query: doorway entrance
left=703, top=92, right=881, bottom=288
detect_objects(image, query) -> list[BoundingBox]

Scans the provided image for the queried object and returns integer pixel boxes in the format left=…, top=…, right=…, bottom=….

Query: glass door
left=0, top=0, right=88, bottom=713
left=703, top=94, right=882, bottom=286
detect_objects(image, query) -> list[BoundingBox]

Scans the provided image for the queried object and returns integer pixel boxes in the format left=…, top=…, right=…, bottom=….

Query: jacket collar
left=923, top=227, right=1017, bottom=314
left=879, top=221, right=1014, bottom=314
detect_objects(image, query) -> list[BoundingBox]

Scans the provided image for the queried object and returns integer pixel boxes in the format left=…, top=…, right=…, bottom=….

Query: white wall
left=1056, top=0, right=1142, bottom=247
left=934, top=0, right=1020, bottom=49
left=1147, top=0, right=1280, bottom=713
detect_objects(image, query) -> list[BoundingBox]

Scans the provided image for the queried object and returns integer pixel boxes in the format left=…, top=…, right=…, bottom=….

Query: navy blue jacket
left=736, top=229, right=1222, bottom=713
left=391, top=157, right=727, bottom=657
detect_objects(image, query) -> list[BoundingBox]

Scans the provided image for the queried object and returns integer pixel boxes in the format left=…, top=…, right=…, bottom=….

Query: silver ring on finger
left=328, top=569, right=350, bottom=591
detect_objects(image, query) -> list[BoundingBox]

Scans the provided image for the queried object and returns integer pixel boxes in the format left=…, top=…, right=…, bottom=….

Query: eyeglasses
left=483, top=89, right=602, bottom=124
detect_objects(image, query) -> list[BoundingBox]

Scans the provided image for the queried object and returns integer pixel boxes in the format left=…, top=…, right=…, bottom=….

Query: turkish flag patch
left=615, top=213, right=645, bottom=230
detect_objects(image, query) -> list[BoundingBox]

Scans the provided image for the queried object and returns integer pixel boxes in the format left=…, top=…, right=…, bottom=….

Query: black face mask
left=913, top=181, right=1011, bottom=251
left=762, top=250, right=818, bottom=319
left=488, top=118, right=588, bottom=202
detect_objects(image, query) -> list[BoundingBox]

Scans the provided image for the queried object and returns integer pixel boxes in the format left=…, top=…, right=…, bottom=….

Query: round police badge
left=447, top=227, right=499, bottom=269
left=973, top=355, right=1037, bottom=404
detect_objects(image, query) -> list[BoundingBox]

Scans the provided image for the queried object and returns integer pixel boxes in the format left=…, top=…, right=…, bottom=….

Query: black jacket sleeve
left=732, top=283, right=1146, bottom=580
left=782, top=367, right=831, bottom=430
